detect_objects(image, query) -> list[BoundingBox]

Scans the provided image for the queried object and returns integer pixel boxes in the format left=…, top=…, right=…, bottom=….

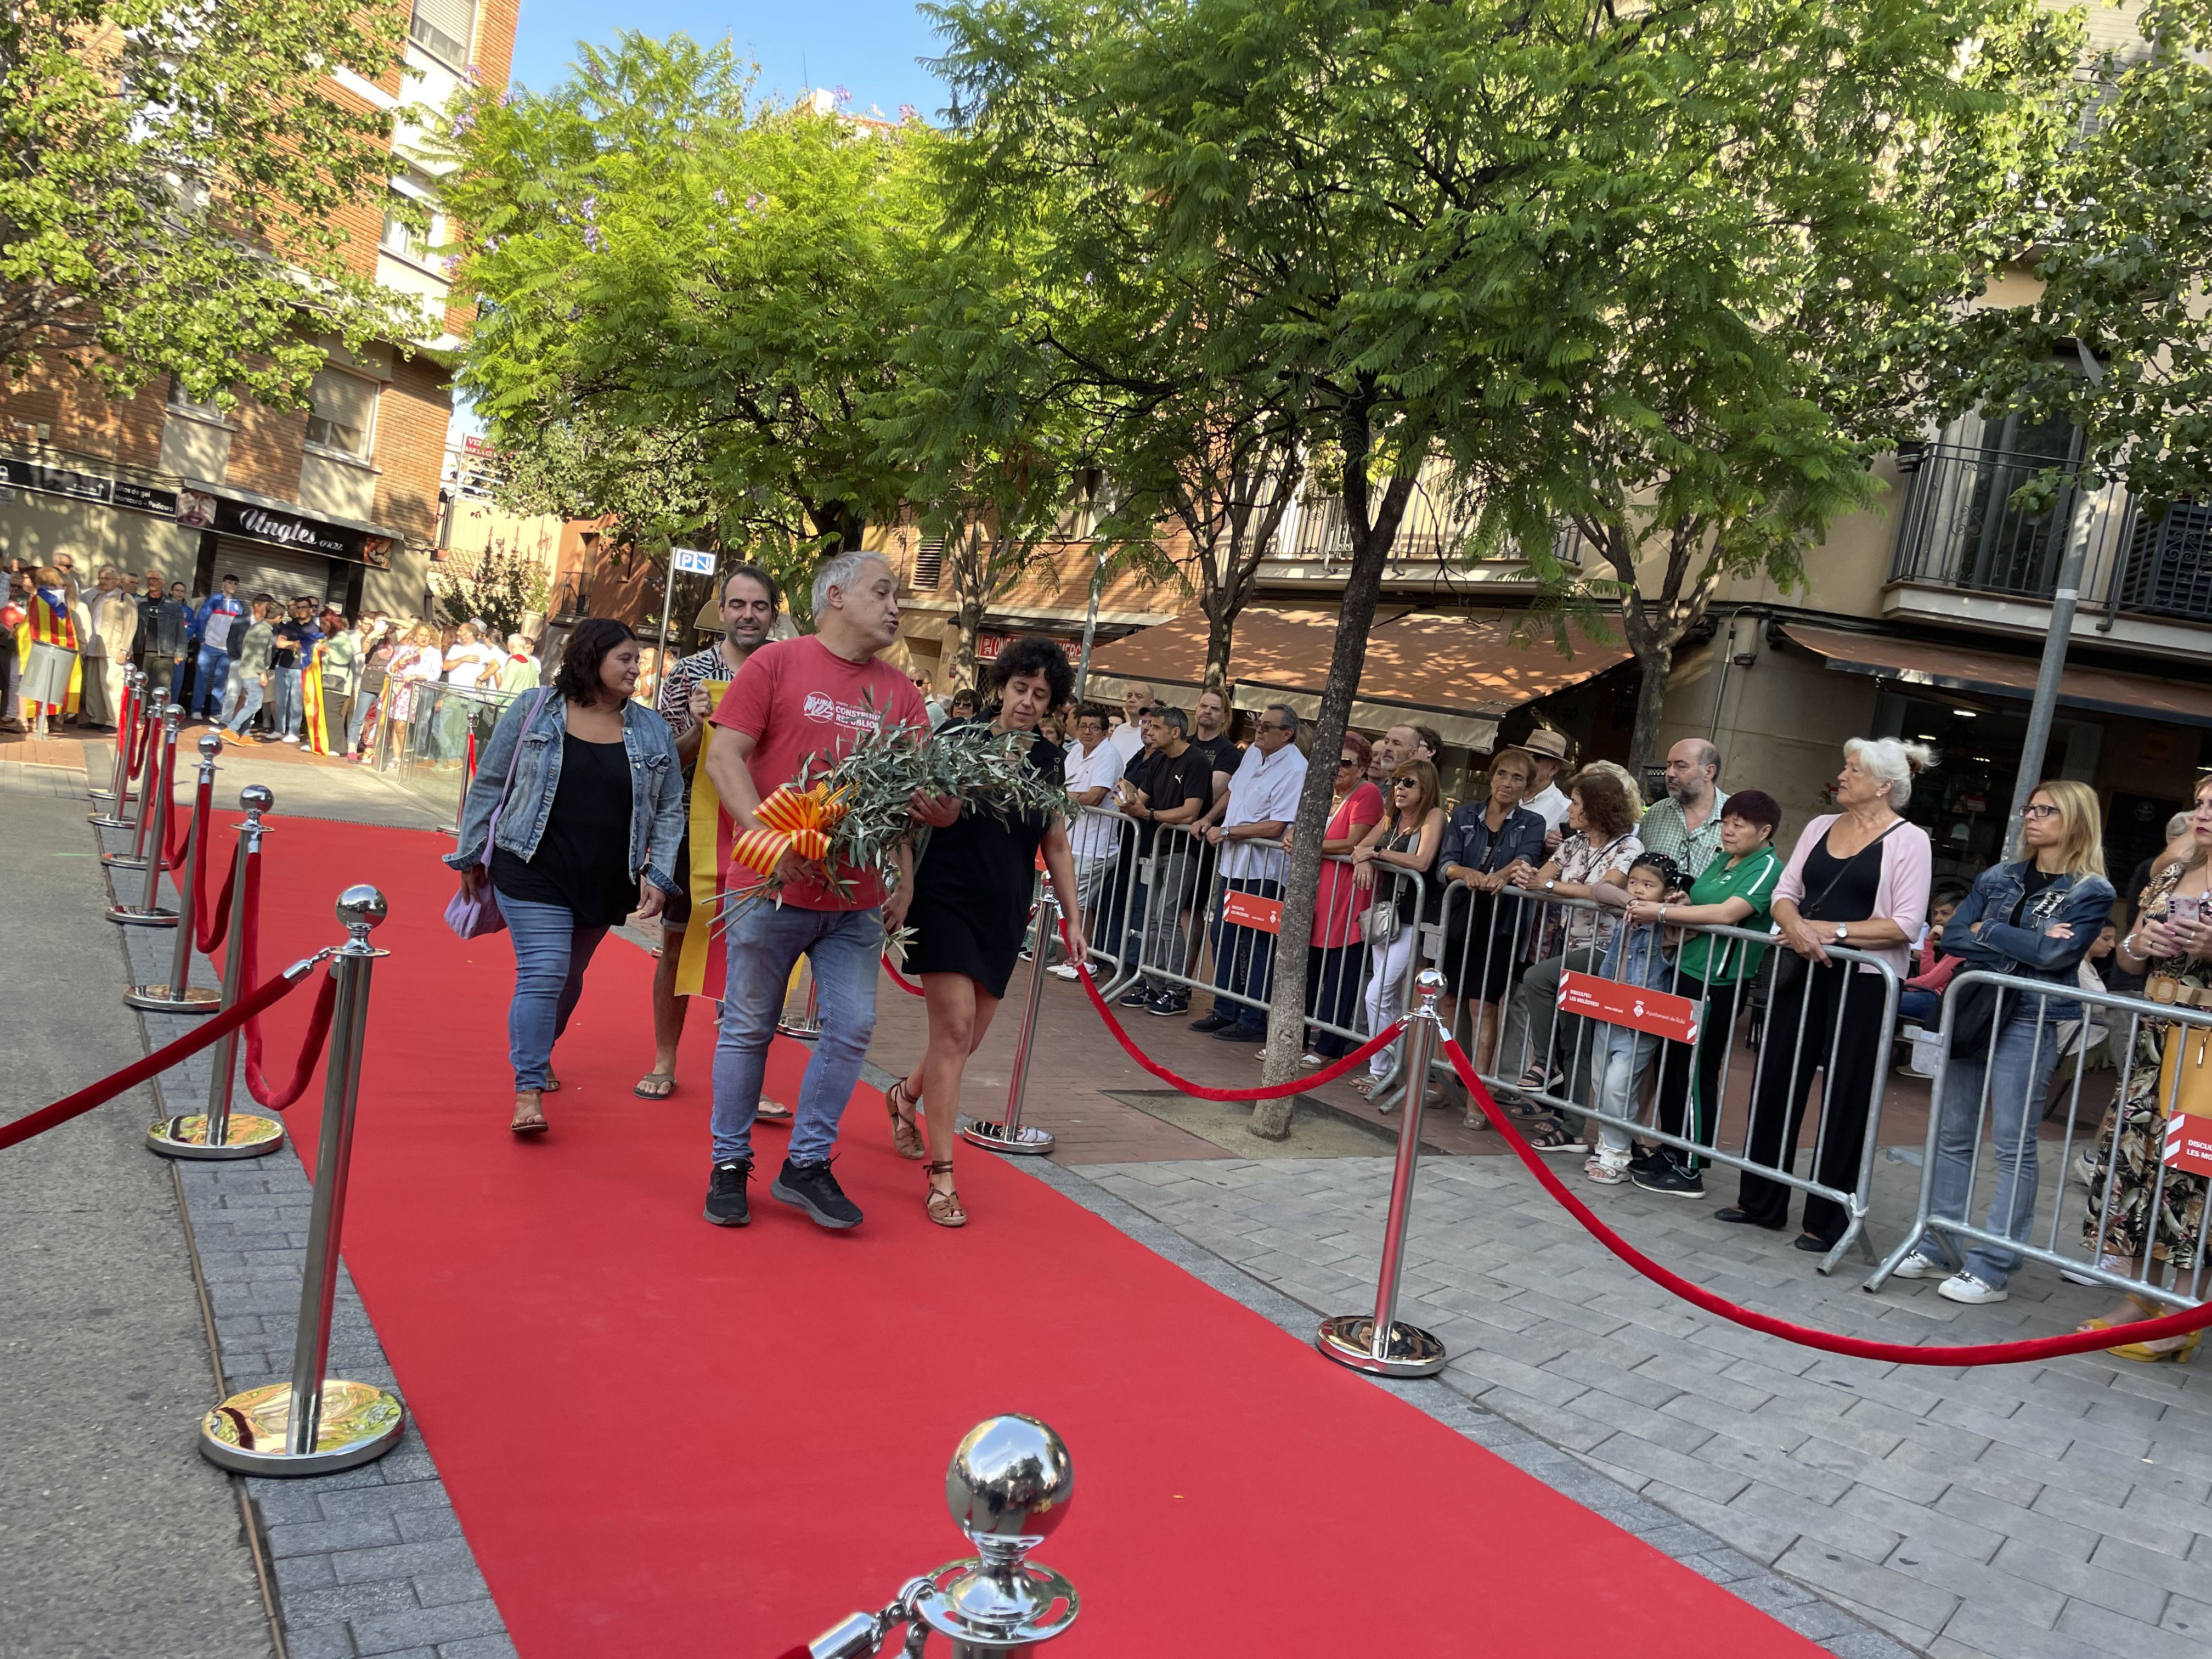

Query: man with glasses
left=1193, top=703, right=1308, bottom=1041
left=1058, top=701, right=1126, bottom=981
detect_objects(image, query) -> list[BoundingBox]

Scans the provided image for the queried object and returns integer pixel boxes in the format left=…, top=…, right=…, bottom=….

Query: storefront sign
left=976, top=630, right=1081, bottom=663
left=1557, top=971, right=1700, bottom=1044
left=177, top=488, right=394, bottom=568
left=0, top=456, right=178, bottom=518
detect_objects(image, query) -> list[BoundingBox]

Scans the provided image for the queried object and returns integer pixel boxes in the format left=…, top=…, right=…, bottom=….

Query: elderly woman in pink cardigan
left=1717, top=738, right=1934, bottom=1252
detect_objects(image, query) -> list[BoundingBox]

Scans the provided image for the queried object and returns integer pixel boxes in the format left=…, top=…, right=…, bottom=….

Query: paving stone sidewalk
left=1083, top=1153, right=2212, bottom=1658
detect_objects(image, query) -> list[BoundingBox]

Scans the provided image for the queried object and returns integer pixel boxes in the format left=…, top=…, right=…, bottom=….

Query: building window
left=911, top=538, right=945, bottom=590
left=408, top=0, right=475, bottom=69
left=166, top=377, right=225, bottom=422
left=305, top=367, right=377, bottom=461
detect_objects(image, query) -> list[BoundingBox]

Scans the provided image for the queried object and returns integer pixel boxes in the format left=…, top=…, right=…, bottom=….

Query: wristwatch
left=1543, top=879, right=1559, bottom=893
left=1833, top=923, right=1850, bottom=944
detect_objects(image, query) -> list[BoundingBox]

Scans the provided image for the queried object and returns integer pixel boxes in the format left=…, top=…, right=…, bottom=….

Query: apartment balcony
left=1883, top=442, right=2212, bottom=662
left=1261, top=476, right=1577, bottom=595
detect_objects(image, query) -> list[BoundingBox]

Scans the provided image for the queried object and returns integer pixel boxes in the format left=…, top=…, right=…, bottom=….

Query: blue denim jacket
left=1940, top=860, right=2115, bottom=1023
left=444, top=690, right=686, bottom=893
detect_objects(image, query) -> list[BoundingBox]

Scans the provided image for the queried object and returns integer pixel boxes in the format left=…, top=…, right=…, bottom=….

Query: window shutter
left=307, top=369, right=376, bottom=459
left=408, top=0, right=475, bottom=64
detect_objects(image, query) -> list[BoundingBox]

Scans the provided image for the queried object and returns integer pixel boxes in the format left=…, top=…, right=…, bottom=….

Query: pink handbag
left=444, top=690, right=550, bottom=940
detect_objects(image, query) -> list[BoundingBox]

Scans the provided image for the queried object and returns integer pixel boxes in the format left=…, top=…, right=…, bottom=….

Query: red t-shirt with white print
left=708, top=636, right=929, bottom=910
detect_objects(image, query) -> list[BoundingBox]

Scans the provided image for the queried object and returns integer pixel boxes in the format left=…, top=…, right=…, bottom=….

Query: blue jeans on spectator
left=502, top=893, right=610, bottom=1091
left=270, top=665, right=303, bottom=738
left=1209, top=877, right=1282, bottom=1031
left=222, top=673, right=264, bottom=735
left=1925, top=1007, right=2064, bottom=1289
left=345, top=690, right=375, bottom=755
left=190, top=645, right=230, bottom=718
left=1899, top=988, right=1940, bottom=1025
left=711, top=901, right=884, bottom=1167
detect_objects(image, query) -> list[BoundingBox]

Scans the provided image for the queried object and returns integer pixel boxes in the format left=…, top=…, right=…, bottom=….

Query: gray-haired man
left=1192, top=703, right=1308, bottom=1041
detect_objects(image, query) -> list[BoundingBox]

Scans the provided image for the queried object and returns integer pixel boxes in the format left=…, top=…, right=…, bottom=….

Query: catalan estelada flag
left=24, top=587, right=81, bottom=716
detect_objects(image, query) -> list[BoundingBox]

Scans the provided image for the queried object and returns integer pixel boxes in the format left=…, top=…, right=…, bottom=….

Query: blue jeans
left=190, top=646, right=230, bottom=718
left=1899, top=988, right=1940, bottom=1025
left=711, top=901, right=883, bottom=1167
left=1927, top=1009, right=2064, bottom=1288
left=1208, top=877, right=1281, bottom=1030
left=502, top=894, right=610, bottom=1090
left=222, top=674, right=264, bottom=734
left=270, top=666, right=303, bottom=737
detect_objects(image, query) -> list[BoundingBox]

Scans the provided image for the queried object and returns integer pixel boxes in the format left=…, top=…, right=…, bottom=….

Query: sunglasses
left=1392, top=778, right=1420, bottom=790
left=1337, top=756, right=1359, bottom=768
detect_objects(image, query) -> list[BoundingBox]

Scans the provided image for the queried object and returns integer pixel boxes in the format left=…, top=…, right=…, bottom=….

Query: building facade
left=0, top=0, right=520, bottom=619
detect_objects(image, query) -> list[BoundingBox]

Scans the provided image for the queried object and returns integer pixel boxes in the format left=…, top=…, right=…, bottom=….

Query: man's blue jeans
left=712, top=901, right=883, bottom=1167
left=501, top=893, right=610, bottom=1091
left=222, top=674, right=264, bottom=735
left=190, top=646, right=229, bottom=718
left=1926, top=1006, right=2065, bottom=1288
left=1209, top=877, right=1282, bottom=1031
left=270, top=666, right=303, bottom=738
left=345, top=689, right=374, bottom=755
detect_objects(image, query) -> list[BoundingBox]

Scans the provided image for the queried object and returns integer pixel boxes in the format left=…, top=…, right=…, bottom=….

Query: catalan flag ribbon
left=730, top=780, right=850, bottom=878
left=300, top=640, right=332, bottom=757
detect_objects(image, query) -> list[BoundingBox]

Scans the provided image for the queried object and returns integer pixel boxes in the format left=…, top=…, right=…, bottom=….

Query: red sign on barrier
left=1221, top=889, right=1283, bottom=934
left=1557, top=971, right=1699, bottom=1044
left=2165, top=1113, right=2212, bottom=1177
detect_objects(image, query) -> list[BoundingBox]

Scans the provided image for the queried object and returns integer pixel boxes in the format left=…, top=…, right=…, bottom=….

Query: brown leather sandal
left=924, top=1160, right=967, bottom=1228
left=887, top=1079, right=926, bottom=1160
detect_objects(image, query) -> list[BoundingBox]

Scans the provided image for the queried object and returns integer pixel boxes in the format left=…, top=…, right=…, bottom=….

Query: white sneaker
left=1048, top=963, right=1079, bottom=980
left=282, top=732, right=300, bottom=743
left=1938, top=1272, right=2009, bottom=1305
left=1891, top=1250, right=1954, bottom=1279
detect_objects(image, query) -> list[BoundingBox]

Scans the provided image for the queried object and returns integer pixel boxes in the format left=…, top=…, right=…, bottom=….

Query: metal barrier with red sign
left=1556, top=970, right=1701, bottom=1046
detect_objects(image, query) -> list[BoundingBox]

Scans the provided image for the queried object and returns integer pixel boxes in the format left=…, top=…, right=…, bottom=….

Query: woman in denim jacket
left=445, top=619, right=686, bottom=1133
left=1895, top=780, right=2115, bottom=1304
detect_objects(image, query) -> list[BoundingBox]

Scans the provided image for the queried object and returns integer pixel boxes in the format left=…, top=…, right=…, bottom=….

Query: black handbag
left=1946, top=978, right=2000, bottom=1059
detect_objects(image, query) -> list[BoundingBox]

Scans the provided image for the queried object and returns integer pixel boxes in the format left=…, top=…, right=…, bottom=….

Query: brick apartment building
left=0, top=0, right=520, bottom=618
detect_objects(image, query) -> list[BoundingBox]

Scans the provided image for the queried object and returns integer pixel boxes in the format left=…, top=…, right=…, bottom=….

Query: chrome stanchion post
left=150, top=787, right=286, bottom=1160
left=106, top=708, right=181, bottom=923
left=1317, top=968, right=1449, bottom=1377
left=778, top=967, right=823, bottom=1040
left=126, top=732, right=223, bottom=1011
left=200, top=886, right=404, bottom=1475
left=89, top=664, right=140, bottom=816
left=962, top=889, right=1057, bottom=1156
left=104, top=700, right=172, bottom=870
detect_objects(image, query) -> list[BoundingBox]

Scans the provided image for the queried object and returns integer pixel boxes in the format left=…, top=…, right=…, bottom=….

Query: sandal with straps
left=887, top=1079, right=927, bottom=1160
left=924, top=1160, right=967, bottom=1228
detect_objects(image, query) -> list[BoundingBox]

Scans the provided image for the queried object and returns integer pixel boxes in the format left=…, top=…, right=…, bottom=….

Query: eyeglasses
left=2022, top=803, right=2062, bottom=820
left=1337, top=756, right=1359, bottom=768
left=1392, top=778, right=1420, bottom=791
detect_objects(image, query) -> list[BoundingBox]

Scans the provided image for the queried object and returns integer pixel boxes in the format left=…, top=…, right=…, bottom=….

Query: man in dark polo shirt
left=1113, top=705, right=1215, bottom=1015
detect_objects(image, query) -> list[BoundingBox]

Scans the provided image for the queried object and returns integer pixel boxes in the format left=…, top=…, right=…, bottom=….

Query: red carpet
left=250, top=820, right=1824, bottom=1657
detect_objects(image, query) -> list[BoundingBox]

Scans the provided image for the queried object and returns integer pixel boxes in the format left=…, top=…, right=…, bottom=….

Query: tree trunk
left=1203, top=596, right=1234, bottom=692
left=1626, top=640, right=1671, bottom=779
left=1251, top=411, right=1419, bottom=1138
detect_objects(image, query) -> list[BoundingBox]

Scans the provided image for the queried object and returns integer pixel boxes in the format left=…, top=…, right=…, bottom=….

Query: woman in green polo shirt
left=1621, top=789, right=1785, bottom=1198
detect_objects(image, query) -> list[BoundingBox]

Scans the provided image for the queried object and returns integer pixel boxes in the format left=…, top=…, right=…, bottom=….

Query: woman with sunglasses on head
left=1297, top=730, right=1387, bottom=1065
left=1350, top=760, right=1446, bottom=1101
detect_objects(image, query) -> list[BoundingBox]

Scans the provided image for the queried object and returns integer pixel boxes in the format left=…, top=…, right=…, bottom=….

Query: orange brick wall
left=225, top=393, right=309, bottom=502
left=373, top=352, right=451, bottom=541
left=0, top=358, right=167, bottom=470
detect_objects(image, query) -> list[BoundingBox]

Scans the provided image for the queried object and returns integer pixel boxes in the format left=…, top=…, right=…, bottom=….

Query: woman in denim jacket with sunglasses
left=447, top=618, right=685, bottom=1133
left=1894, top=779, right=2114, bottom=1305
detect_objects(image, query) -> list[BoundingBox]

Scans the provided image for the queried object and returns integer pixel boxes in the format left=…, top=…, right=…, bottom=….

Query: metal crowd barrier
left=1870, top=968, right=2212, bottom=1311
left=1430, top=882, right=1902, bottom=1273
left=370, top=680, right=516, bottom=819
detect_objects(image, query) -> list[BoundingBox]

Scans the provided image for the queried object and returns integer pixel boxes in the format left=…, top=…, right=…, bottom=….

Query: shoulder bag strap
left=1801, top=819, right=1901, bottom=918
left=477, top=688, right=552, bottom=870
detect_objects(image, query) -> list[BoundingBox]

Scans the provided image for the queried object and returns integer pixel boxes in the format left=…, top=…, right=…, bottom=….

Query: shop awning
left=1781, top=623, right=2212, bottom=730
left=1085, top=608, right=1628, bottom=750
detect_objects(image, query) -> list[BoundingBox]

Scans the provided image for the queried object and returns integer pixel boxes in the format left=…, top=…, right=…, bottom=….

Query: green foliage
left=0, top=0, right=427, bottom=404
left=430, top=539, right=551, bottom=643
left=439, top=33, right=934, bottom=569
left=1944, top=0, right=2212, bottom=511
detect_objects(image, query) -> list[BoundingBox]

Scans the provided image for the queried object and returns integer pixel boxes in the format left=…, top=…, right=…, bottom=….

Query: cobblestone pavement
left=1083, top=1152, right=2212, bottom=1659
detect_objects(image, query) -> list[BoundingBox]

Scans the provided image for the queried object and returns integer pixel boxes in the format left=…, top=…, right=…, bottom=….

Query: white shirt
left=1109, top=721, right=1146, bottom=765
left=443, top=640, right=500, bottom=688
left=1064, top=738, right=1126, bottom=861
left=1526, top=781, right=1572, bottom=835
left=1218, top=741, right=1310, bottom=882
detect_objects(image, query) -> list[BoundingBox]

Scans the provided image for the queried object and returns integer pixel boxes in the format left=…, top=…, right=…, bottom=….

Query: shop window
left=306, top=367, right=376, bottom=461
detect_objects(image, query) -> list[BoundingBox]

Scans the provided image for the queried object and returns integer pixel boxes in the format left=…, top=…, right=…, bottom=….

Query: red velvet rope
left=127, top=708, right=151, bottom=777
left=0, top=968, right=307, bottom=1152
left=1440, top=1039, right=2212, bottom=1365
left=882, top=954, right=926, bottom=997
left=165, top=786, right=196, bottom=868
left=232, top=851, right=340, bottom=1111
left=194, top=822, right=238, bottom=955
left=1068, top=955, right=1404, bottom=1099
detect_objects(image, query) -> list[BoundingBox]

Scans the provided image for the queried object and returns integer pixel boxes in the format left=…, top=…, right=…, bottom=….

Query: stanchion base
left=100, top=851, right=153, bottom=870
left=106, top=904, right=178, bottom=927
left=199, top=1380, right=404, bottom=1476
left=1315, top=1315, right=1449, bottom=1378
left=148, top=1114, right=285, bottom=1159
left=123, top=983, right=222, bottom=1013
left=775, top=1022, right=822, bottom=1041
left=88, top=811, right=136, bottom=829
left=960, top=1118, right=1056, bottom=1156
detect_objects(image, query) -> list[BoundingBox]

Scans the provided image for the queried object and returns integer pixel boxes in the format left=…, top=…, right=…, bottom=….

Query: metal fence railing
left=1869, top=968, right=2212, bottom=1312
left=369, top=680, right=516, bottom=823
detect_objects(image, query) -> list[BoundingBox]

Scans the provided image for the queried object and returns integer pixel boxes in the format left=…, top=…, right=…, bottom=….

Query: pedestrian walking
left=187, top=575, right=248, bottom=720
left=220, top=597, right=277, bottom=737
left=885, top=637, right=1088, bottom=1227
left=448, top=618, right=686, bottom=1135
left=697, top=550, right=939, bottom=1231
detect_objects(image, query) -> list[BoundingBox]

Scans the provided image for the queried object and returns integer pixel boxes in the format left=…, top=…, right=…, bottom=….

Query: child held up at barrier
left=1584, top=852, right=1687, bottom=1185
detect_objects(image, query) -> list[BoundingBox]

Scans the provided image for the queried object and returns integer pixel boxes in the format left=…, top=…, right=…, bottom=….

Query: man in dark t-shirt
left=1114, top=706, right=1215, bottom=1013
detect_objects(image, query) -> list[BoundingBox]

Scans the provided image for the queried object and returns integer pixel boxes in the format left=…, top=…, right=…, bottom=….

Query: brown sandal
left=510, top=1092, right=549, bottom=1135
left=924, top=1160, right=967, bottom=1228
left=887, top=1079, right=927, bottom=1160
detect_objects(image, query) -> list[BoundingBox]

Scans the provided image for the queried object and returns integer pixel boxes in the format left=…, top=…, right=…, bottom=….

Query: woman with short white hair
left=1720, top=737, right=1934, bottom=1252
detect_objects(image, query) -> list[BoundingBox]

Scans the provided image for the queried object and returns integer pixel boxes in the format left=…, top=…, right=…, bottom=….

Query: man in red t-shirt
left=698, top=550, right=951, bottom=1229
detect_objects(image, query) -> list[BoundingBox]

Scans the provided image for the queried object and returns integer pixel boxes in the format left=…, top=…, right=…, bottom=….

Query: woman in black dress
left=887, top=637, right=1087, bottom=1226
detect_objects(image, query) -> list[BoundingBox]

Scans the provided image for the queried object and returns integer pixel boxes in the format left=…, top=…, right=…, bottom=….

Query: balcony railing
left=1888, top=442, right=2081, bottom=599
left=2109, top=500, right=2212, bottom=623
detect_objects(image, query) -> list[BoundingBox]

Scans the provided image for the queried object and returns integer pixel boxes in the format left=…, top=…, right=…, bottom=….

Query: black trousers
left=1735, top=959, right=1890, bottom=1240
left=1653, top=977, right=1753, bottom=1172
left=1305, top=942, right=1368, bottom=1058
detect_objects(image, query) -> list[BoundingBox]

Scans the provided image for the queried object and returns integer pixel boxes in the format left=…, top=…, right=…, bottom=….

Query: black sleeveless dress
left=904, top=733, right=1065, bottom=998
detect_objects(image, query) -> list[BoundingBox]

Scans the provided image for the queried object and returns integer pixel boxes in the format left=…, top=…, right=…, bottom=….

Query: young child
left=1899, top=884, right=1966, bottom=1024
left=1585, top=852, right=1685, bottom=1184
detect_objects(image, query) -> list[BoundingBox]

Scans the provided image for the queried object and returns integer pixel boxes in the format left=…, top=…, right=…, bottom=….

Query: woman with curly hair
left=884, top=636, right=1090, bottom=1227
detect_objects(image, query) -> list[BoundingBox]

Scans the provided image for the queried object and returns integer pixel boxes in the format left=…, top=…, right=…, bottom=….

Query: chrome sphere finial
left=163, top=703, right=184, bottom=725
left=239, top=784, right=275, bottom=816
left=946, top=1414, right=1074, bottom=1552
left=335, top=885, right=387, bottom=941
left=197, top=730, right=223, bottom=761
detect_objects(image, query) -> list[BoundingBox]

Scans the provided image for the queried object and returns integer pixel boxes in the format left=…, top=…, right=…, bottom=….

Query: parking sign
left=672, top=548, right=716, bottom=576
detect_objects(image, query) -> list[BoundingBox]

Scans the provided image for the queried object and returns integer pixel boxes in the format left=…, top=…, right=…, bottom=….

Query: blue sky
left=506, top=0, right=952, bottom=119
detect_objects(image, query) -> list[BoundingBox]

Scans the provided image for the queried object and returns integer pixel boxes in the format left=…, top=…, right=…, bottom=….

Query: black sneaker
left=703, top=1159, right=753, bottom=1226
left=1146, top=992, right=1186, bottom=1017
left=1627, top=1143, right=1663, bottom=1175
left=1189, top=1013, right=1235, bottom=1033
left=1633, top=1160, right=1706, bottom=1199
left=1119, top=988, right=1153, bottom=1008
left=771, top=1157, right=864, bottom=1229
left=1213, top=1023, right=1265, bottom=1043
